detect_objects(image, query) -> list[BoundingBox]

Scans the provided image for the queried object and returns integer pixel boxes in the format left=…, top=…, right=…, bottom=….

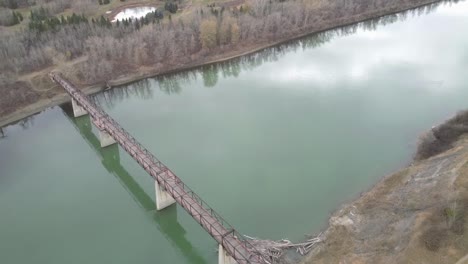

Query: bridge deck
left=50, top=73, right=266, bottom=264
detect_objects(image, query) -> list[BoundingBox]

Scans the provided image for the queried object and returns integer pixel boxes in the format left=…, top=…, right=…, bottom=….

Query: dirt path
left=456, top=254, right=468, bottom=264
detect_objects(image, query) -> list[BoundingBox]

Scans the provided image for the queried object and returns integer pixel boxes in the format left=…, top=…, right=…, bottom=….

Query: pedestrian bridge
left=50, top=73, right=267, bottom=264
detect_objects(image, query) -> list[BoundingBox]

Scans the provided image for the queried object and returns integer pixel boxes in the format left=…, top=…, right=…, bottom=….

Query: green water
left=1, top=2, right=468, bottom=263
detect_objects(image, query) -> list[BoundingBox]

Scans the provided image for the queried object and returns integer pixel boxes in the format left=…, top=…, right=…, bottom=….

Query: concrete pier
left=72, top=98, right=87, bottom=117
left=52, top=73, right=265, bottom=264
left=99, top=129, right=116, bottom=147
left=155, top=180, right=176, bottom=211
left=218, top=244, right=238, bottom=264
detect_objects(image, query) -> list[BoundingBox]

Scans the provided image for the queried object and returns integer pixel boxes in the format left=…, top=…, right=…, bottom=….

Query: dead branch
left=244, top=233, right=323, bottom=263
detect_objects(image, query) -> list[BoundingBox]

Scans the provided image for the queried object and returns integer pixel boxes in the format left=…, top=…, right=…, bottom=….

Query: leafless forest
left=1, top=0, right=445, bottom=86
left=1, top=0, right=459, bottom=123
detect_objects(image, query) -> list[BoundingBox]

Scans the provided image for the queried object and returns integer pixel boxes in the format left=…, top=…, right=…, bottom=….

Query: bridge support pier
left=99, top=129, right=116, bottom=147
left=155, top=180, right=176, bottom=210
left=71, top=98, right=87, bottom=117
left=218, top=244, right=238, bottom=264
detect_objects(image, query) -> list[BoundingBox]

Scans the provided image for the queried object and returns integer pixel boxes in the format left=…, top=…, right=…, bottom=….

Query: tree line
left=0, top=9, right=23, bottom=26
left=0, top=0, right=454, bottom=86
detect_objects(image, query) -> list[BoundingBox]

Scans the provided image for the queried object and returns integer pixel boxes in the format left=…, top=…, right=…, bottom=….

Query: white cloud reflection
left=437, top=0, right=468, bottom=15
left=112, top=6, right=156, bottom=22
left=248, top=0, right=468, bottom=93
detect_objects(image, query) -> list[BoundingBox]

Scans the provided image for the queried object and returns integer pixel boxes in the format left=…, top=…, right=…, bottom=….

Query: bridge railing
left=50, top=73, right=267, bottom=264
left=100, top=109, right=266, bottom=263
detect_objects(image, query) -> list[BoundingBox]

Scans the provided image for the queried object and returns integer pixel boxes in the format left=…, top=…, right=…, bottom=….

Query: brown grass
left=415, top=110, right=468, bottom=161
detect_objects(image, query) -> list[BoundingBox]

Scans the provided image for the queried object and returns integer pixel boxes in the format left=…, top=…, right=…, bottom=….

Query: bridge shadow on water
left=60, top=104, right=207, bottom=264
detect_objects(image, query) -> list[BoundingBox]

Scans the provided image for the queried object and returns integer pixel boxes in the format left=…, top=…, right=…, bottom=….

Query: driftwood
left=244, top=233, right=323, bottom=263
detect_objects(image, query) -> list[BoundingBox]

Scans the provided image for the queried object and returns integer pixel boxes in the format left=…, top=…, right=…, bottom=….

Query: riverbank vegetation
left=303, top=132, right=468, bottom=264
left=416, top=110, right=468, bottom=161
left=0, top=0, right=458, bottom=124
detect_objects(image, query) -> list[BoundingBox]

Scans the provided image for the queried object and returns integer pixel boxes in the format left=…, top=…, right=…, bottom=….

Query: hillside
left=302, top=112, right=468, bottom=264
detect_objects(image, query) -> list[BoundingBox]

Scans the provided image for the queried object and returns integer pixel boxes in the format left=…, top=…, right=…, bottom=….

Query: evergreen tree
left=99, top=15, right=106, bottom=27
left=134, top=19, right=140, bottom=30
left=154, top=10, right=163, bottom=20
left=71, top=13, right=79, bottom=24
left=164, top=2, right=178, bottom=14
left=12, top=11, right=19, bottom=25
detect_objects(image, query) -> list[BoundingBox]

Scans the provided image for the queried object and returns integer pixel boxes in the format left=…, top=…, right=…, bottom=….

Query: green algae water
left=1, top=2, right=468, bottom=263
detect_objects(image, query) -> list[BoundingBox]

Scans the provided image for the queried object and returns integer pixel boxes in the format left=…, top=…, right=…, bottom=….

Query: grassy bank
left=416, top=110, right=468, bottom=161
left=301, top=110, right=468, bottom=264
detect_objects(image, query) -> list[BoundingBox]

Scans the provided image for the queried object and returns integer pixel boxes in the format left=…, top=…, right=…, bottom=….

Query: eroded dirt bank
left=302, top=137, right=468, bottom=263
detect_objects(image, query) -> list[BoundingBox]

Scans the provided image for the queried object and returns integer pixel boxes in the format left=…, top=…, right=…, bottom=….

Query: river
left=1, top=1, right=468, bottom=263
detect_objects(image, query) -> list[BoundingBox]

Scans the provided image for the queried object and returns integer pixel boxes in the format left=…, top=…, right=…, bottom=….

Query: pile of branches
left=245, top=233, right=323, bottom=263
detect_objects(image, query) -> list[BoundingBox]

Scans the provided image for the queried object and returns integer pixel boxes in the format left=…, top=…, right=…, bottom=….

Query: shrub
left=415, top=110, right=468, bottom=160
left=165, top=2, right=178, bottom=14
left=421, top=227, right=446, bottom=251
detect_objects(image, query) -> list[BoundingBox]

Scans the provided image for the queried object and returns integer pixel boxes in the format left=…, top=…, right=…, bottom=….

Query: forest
left=0, top=0, right=451, bottom=121
left=2, top=0, right=447, bottom=84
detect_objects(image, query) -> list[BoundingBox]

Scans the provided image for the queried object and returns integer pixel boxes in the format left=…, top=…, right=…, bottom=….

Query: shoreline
left=0, top=0, right=443, bottom=128
left=301, top=134, right=468, bottom=263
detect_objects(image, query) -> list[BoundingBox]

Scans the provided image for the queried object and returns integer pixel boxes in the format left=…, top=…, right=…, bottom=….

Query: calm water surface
left=1, top=2, right=468, bottom=263
left=112, top=6, right=156, bottom=22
